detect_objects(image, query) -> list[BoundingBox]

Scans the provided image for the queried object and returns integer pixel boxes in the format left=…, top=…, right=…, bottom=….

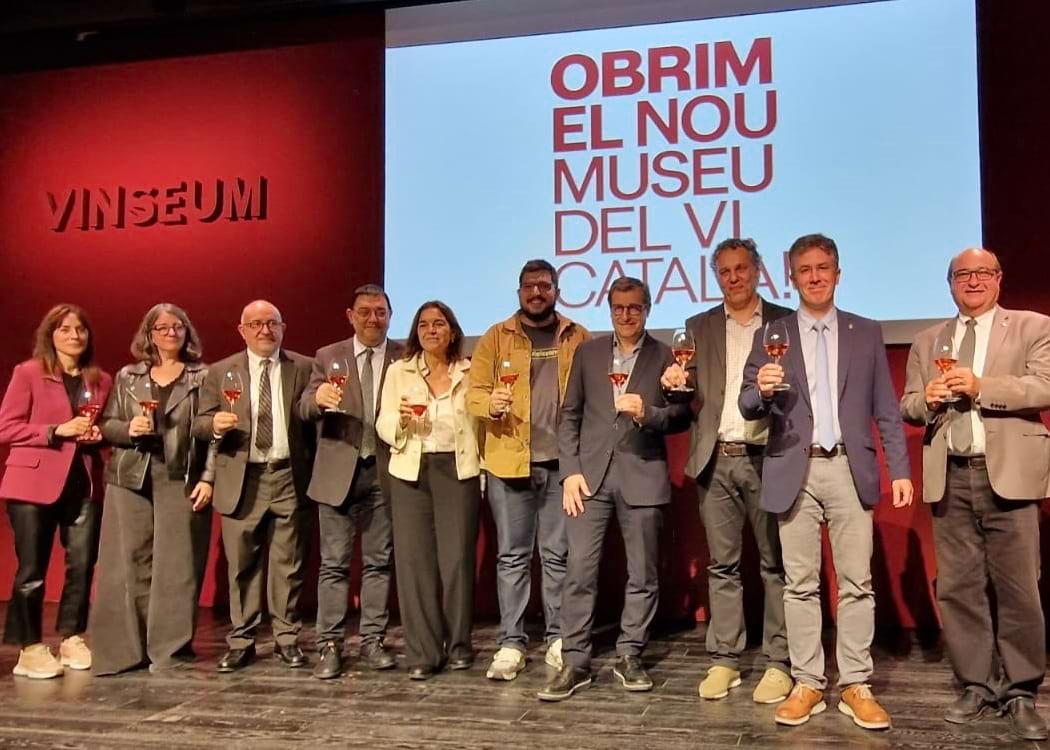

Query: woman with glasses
left=90, top=303, right=216, bottom=675
left=377, top=300, right=481, bottom=680
left=0, top=304, right=112, bottom=679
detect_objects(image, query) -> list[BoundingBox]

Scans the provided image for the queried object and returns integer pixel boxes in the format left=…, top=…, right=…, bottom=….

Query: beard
left=520, top=300, right=556, bottom=323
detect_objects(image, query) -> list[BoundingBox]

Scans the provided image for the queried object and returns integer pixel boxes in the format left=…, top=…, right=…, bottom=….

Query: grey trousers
left=316, top=458, right=393, bottom=645
left=778, top=454, right=874, bottom=689
left=698, top=452, right=788, bottom=673
left=932, top=461, right=1045, bottom=700
left=221, top=464, right=308, bottom=649
left=91, top=460, right=211, bottom=674
left=561, top=487, right=663, bottom=672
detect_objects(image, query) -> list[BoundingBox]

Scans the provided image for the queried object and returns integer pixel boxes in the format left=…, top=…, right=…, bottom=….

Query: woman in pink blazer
left=0, top=304, right=112, bottom=679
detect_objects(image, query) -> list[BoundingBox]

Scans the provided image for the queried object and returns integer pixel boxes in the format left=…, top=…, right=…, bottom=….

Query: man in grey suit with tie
left=537, top=277, right=691, bottom=702
left=194, top=300, right=314, bottom=672
left=739, top=234, right=913, bottom=729
left=300, top=284, right=402, bottom=679
left=901, top=248, right=1050, bottom=741
left=662, top=238, right=793, bottom=704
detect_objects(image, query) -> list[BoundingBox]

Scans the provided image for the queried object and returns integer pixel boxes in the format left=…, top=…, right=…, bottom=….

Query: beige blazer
left=376, top=354, right=480, bottom=482
left=901, top=306, right=1050, bottom=502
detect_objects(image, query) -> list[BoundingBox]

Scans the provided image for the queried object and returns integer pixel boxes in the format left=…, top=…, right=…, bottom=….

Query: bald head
left=947, top=247, right=1002, bottom=318
left=238, top=299, right=285, bottom=357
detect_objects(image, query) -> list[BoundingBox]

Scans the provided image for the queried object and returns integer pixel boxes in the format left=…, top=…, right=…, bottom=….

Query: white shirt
left=247, top=349, right=290, bottom=463
left=421, top=387, right=458, bottom=453
left=353, top=336, right=387, bottom=412
left=718, top=302, right=768, bottom=443
left=947, top=306, right=996, bottom=456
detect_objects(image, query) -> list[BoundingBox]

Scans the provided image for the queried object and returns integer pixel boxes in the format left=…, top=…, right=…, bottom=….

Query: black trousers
left=932, top=461, right=1045, bottom=700
left=316, top=457, right=394, bottom=644
left=4, top=463, right=100, bottom=647
left=389, top=453, right=480, bottom=670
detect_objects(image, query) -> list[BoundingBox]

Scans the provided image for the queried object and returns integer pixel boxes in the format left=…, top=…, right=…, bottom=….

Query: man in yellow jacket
left=467, top=259, right=589, bottom=681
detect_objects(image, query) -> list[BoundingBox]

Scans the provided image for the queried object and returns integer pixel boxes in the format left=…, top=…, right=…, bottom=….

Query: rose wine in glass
left=222, top=369, right=245, bottom=411
left=608, top=357, right=628, bottom=395
left=498, top=359, right=517, bottom=416
left=408, top=383, right=428, bottom=419
left=76, top=384, right=102, bottom=441
left=932, top=327, right=960, bottom=403
left=325, top=358, right=350, bottom=413
left=670, top=329, right=695, bottom=391
left=763, top=320, right=791, bottom=392
left=135, top=379, right=159, bottom=434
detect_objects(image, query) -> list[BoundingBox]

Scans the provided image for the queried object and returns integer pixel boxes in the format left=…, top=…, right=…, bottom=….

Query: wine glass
left=932, top=327, right=960, bottom=404
left=131, top=378, right=158, bottom=434
left=763, top=320, right=791, bottom=392
left=222, top=369, right=245, bottom=411
left=670, top=329, right=695, bottom=391
left=498, top=359, right=517, bottom=416
left=608, top=356, right=628, bottom=398
left=407, top=382, right=428, bottom=428
left=325, top=358, right=350, bottom=414
left=75, top=383, right=102, bottom=441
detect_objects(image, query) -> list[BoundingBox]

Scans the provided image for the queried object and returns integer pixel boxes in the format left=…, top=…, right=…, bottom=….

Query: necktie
left=256, top=358, right=273, bottom=453
left=814, top=321, right=836, bottom=452
left=360, top=348, right=376, bottom=458
left=950, top=318, right=977, bottom=454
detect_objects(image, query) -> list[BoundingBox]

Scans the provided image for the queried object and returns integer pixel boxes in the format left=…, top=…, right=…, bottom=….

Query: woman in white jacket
left=376, top=300, right=480, bottom=680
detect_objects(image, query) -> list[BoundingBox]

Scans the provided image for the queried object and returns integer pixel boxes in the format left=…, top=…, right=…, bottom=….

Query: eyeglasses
left=611, top=304, right=645, bottom=318
left=951, top=267, right=1000, bottom=283
left=352, top=308, right=389, bottom=320
left=520, top=282, right=554, bottom=293
left=243, top=319, right=285, bottom=331
left=151, top=323, right=186, bottom=334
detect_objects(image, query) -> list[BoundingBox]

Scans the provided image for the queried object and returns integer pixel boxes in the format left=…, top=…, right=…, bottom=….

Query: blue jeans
left=486, top=463, right=567, bottom=650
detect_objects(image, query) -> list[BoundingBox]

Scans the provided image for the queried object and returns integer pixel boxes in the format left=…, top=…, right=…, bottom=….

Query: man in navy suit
left=739, top=234, right=913, bottom=729
left=537, top=276, right=691, bottom=702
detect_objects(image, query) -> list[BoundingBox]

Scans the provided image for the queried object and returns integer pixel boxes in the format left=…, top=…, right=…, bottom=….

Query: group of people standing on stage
left=0, top=233, right=1047, bottom=741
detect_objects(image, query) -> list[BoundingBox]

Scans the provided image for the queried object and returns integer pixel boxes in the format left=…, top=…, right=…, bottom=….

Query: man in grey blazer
left=300, top=284, right=402, bottom=679
left=194, top=300, right=315, bottom=672
left=537, top=277, right=691, bottom=702
left=901, top=248, right=1050, bottom=741
left=662, top=238, right=793, bottom=704
left=739, top=234, right=912, bottom=729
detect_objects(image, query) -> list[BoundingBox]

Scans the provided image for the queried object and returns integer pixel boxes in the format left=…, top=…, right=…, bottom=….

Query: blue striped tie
left=814, top=322, right=836, bottom=452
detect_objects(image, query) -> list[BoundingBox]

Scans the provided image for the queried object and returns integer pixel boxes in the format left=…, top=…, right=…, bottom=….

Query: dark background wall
left=0, top=0, right=1046, bottom=631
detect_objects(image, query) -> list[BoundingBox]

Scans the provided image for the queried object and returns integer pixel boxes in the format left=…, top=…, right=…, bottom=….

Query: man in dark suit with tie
left=662, top=238, right=793, bottom=704
left=739, top=234, right=912, bottom=729
left=299, top=284, right=402, bottom=679
left=901, top=248, right=1050, bottom=741
left=193, top=299, right=314, bottom=672
left=537, top=276, right=691, bottom=702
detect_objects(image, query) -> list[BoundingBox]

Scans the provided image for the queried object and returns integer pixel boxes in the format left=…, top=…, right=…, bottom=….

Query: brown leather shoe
left=838, top=684, right=891, bottom=730
left=774, top=683, right=826, bottom=726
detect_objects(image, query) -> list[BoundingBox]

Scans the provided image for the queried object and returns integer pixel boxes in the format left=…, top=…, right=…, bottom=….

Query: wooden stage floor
left=0, top=606, right=1043, bottom=749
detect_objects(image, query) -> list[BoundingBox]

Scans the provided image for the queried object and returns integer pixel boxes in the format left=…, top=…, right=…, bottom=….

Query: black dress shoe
left=1005, top=697, right=1048, bottom=741
left=360, top=640, right=396, bottom=671
left=537, top=665, right=592, bottom=702
left=312, top=641, right=343, bottom=680
left=613, top=655, right=653, bottom=692
left=408, top=665, right=435, bottom=681
left=944, top=689, right=996, bottom=724
left=217, top=644, right=255, bottom=673
left=448, top=654, right=474, bottom=671
left=275, top=643, right=307, bottom=668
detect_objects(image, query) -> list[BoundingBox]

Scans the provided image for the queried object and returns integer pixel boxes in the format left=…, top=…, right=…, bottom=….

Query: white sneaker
left=545, top=638, right=564, bottom=670
left=13, top=643, right=64, bottom=679
left=486, top=647, right=526, bottom=681
left=60, top=635, right=92, bottom=670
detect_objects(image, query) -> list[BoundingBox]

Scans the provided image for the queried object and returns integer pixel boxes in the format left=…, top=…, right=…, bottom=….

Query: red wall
left=0, top=1, right=1047, bottom=632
